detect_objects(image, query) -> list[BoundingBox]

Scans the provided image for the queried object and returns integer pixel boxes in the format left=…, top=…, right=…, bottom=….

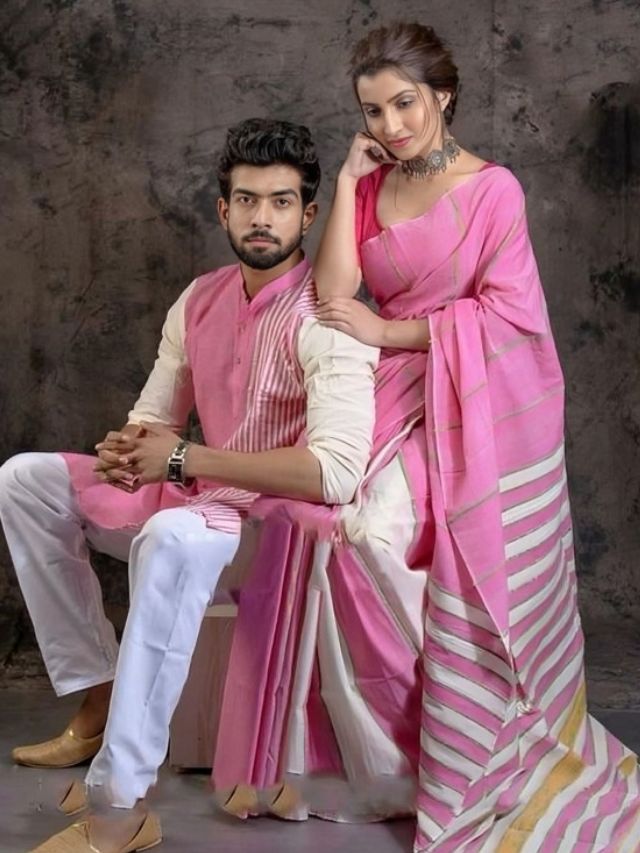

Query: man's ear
left=217, top=197, right=229, bottom=231
left=302, top=201, right=318, bottom=235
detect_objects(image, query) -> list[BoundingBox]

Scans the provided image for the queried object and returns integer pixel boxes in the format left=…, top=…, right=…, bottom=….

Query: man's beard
left=227, top=228, right=303, bottom=271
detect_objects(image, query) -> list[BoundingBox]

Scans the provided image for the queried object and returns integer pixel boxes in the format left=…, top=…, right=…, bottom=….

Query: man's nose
left=251, top=199, right=272, bottom=227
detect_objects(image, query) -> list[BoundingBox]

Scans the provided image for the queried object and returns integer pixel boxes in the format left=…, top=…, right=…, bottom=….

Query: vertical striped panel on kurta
left=184, top=267, right=317, bottom=533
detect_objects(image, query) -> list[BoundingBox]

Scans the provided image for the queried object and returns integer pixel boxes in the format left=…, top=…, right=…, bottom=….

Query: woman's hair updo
left=349, top=22, right=459, bottom=125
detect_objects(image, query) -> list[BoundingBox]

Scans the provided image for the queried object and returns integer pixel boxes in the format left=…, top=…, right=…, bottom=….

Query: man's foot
left=13, top=682, right=111, bottom=768
left=28, top=812, right=162, bottom=853
left=69, top=681, right=112, bottom=738
left=12, top=727, right=103, bottom=768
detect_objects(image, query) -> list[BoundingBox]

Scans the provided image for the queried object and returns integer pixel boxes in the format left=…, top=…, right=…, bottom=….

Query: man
left=0, top=118, right=378, bottom=853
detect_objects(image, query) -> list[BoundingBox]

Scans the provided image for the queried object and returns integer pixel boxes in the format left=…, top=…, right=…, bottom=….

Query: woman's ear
left=436, top=90, right=452, bottom=113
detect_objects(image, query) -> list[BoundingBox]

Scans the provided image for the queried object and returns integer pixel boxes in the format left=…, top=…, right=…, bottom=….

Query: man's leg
left=86, top=507, right=240, bottom=808
left=0, top=453, right=134, bottom=761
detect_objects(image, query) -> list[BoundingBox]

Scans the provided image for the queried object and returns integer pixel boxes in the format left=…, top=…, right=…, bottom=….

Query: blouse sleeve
left=354, top=175, right=367, bottom=251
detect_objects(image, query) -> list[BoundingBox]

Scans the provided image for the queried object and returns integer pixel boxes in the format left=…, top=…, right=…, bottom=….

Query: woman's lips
left=387, top=136, right=413, bottom=149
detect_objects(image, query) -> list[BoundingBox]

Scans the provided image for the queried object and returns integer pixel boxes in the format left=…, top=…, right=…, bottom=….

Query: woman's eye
left=398, top=100, right=414, bottom=109
left=364, top=108, right=380, bottom=117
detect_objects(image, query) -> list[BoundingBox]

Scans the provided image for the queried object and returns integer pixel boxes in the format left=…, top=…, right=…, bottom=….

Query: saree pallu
left=213, top=167, right=640, bottom=851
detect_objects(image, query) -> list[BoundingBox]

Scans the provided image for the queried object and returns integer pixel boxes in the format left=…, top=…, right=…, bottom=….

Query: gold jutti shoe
left=220, top=784, right=259, bottom=819
left=29, top=812, right=162, bottom=853
left=12, top=728, right=103, bottom=769
left=268, top=783, right=303, bottom=819
left=58, top=780, right=88, bottom=817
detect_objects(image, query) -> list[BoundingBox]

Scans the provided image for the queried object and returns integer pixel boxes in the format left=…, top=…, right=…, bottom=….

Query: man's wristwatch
left=167, top=439, right=192, bottom=484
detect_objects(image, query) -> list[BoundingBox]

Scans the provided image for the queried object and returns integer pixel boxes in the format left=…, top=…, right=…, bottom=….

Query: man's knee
left=134, top=508, right=203, bottom=554
left=0, top=453, right=60, bottom=510
left=129, top=510, right=213, bottom=598
left=131, top=509, right=238, bottom=584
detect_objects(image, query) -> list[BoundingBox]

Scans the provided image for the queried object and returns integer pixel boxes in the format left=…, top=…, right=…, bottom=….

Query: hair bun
left=350, top=22, right=459, bottom=125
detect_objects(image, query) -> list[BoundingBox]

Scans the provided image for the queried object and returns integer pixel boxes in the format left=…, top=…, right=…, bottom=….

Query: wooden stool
left=169, top=519, right=258, bottom=770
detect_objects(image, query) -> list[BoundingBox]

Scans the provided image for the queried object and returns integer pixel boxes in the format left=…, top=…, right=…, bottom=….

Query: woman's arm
left=314, top=133, right=391, bottom=300
left=313, top=171, right=361, bottom=299
left=383, top=318, right=431, bottom=351
left=317, top=297, right=431, bottom=352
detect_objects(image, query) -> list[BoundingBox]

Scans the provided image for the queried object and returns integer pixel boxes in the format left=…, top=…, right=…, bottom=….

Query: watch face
left=167, top=440, right=189, bottom=484
left=167, top=461, right=182, bottom=483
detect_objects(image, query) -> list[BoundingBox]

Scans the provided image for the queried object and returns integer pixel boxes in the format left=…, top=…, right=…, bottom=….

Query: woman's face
left=356, top=67, right=450, bottom=161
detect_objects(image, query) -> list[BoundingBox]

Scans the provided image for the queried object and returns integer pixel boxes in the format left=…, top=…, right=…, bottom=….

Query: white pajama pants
left=0, top=452, right=240, bottom=807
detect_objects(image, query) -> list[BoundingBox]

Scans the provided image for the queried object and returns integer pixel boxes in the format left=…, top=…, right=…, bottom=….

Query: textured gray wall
left=0, top=0, right=639, bottom=665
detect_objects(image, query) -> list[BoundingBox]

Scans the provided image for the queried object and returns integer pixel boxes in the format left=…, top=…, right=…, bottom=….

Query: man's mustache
left=243, top=230, right=280, bottom=245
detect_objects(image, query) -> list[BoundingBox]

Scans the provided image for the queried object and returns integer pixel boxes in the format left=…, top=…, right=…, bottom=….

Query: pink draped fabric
left=214, top=166, right=640, bottom=850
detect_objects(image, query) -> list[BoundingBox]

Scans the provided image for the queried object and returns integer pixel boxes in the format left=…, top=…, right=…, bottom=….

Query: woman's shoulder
left=468, top=164, right=529, bottom=238
left=475, top=163, right=525, bottom=203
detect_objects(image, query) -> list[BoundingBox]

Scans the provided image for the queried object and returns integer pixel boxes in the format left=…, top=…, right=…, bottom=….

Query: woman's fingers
left=318, top=312, right=352, bottom=325
left=342, top=133, right=386, bottom=179
left=317, top=302, right=351, bottom=314
left=319, top=320, right=352, bottom=334
left=356, top=132, right=396, bottom=163
left=316, top=298, right=354, bottom=316
left=317, top=295, right=351, bottom=306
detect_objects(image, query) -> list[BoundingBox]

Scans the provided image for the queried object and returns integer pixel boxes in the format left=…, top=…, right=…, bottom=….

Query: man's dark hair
left=217, top=118, right=321, bottom=206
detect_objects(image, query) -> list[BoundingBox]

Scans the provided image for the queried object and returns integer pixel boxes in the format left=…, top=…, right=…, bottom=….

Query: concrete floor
left=1, top=690, right=639, bottom=853
left=0, top=689, right=416, bottom=853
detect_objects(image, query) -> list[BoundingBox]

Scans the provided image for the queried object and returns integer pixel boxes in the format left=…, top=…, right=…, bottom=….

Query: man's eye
left=275, top=198, right=291, bottom=207
left=238, top=196, right=253, bottom=204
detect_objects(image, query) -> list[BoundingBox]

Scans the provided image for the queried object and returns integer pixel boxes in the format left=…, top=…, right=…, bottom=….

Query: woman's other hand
left=340, top=132, right=395, bottom=181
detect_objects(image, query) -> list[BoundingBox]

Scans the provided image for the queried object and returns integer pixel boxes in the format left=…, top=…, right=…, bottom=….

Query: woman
left=214, top=23, right=640, bottom=851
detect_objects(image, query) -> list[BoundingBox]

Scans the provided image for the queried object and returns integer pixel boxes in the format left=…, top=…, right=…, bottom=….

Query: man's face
left=218, top=164, right=316, bottom=271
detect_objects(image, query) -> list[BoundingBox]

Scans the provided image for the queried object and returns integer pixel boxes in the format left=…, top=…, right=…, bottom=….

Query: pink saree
left=213, top=166, right=640, bottom=851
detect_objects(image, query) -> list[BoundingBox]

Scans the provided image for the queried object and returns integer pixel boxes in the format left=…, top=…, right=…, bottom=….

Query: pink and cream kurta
left=214, top=166, right=640, bottom=851
left=0, top=256, right=378, bottom=809
left=62, top=258, right=378, bottom=534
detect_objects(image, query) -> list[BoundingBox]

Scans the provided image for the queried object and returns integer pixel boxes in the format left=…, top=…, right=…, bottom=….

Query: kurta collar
left=240, top=256, right=311, bottom=313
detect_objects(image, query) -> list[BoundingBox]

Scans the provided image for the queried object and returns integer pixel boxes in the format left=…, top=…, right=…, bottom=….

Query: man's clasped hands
left=93, top=422, right=183, bottom=492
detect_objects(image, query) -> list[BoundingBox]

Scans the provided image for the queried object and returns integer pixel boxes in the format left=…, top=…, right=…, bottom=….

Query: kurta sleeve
left=297, top=316, right=379, bottom=505
left=127, top=281, right=197, bottom=428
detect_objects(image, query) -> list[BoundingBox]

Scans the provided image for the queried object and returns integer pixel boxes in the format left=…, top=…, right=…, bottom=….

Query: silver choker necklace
left=401, top=136, right=461, bottom=179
